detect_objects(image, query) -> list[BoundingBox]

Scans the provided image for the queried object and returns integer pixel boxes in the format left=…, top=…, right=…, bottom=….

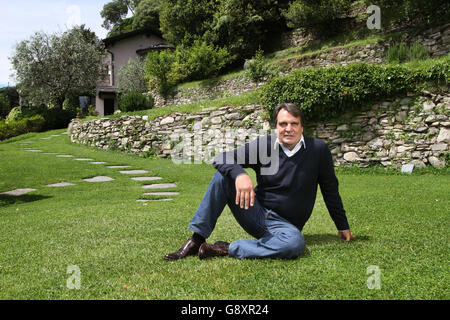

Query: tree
left=116, top=58, right=148, bottom=94
left=159, top=0, right=217, bottom=46
left=145, top=49, right=176, bottom=96
left=101, top=0, right=141, bottom=30
left=0, top=94, right=10, bottom=119
left=132, top=0, right=162, bottom=31
left=159, top=0, right=290, bottom=63
left=210, top=0, right=291, bottom=61
left=283, top=0, right=353, bottom=36
left=10, top=25, right=106, bottom=109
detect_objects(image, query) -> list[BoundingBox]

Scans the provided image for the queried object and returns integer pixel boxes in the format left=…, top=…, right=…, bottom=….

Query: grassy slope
left=0, top=131, right=448, bottom=299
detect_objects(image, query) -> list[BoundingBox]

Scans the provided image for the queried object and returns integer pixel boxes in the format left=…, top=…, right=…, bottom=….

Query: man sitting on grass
left=165, top=103, right=355, bottom=260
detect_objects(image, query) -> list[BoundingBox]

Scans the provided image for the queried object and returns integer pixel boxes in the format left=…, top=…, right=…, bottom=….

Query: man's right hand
left=235, top=173, right=255, bottom=210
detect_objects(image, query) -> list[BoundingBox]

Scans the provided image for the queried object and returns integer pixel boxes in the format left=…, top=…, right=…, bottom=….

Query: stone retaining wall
left=70, top=91, right=449, bottom=169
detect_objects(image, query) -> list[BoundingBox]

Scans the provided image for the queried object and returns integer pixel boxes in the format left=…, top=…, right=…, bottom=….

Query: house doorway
left=104, top=98, right=115, bottom=115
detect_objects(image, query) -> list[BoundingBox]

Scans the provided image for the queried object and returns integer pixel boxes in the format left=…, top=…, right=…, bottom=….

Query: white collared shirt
left=275, top=135, right=306, bottom=157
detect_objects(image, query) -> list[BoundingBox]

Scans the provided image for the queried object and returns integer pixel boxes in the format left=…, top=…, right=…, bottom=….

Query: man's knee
left=279, top=230, right=305, bottom=259
left=212, top=171, right=228, bottom=185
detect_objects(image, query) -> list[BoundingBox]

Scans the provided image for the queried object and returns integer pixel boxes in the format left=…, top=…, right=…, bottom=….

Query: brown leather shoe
left=198, top=242, right=229, bottom=260
left=214, top=241, right=230, bottom=250
left=164, top=238, right=202, bottom=261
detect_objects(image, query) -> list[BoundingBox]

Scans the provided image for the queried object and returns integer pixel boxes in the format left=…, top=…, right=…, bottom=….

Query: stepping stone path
left=0, top=188, right=37, bottom=196
left=15, top=139, right=179, bottom=202
left=83, top=176, right=115, bottom=183
left=46, top=182, right=76, bottom=187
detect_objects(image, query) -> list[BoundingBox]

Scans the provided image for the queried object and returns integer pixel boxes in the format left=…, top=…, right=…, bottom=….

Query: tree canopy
left=101, top=0, right=141, bottom=30
left=10, top=25, right=106, bottom=109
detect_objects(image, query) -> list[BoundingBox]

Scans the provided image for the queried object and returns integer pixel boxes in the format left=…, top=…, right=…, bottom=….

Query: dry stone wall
left=70, top=91, right=449, bottom=169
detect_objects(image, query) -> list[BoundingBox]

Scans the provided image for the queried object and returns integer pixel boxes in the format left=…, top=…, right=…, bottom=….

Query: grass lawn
left=0, top=130, right=448, bottom=300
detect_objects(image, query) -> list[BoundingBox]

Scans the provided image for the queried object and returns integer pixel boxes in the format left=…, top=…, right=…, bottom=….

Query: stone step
left=83, top=176, right=114, bottom=182
left=107, top=165, right=132, bottom=169
left=119, top=170, right=149, bottom=174
left=0, top=188, right=37, bottom=196
left=46, top=182, right=76, bottom=187
left=143, top=192, right=179, bottom=196
left=131, top=177, right=163, bottom=181
left=136, top=198, right=173, bottom=202
left=141, top=183, right=177, bottom=189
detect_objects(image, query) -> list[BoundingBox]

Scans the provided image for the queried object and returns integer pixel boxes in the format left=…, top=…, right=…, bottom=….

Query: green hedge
left=261, top=57, right=449, bottom=122
left=118, top=90, right=154, bottom=112
left=0, top=115, right=46, bottom=141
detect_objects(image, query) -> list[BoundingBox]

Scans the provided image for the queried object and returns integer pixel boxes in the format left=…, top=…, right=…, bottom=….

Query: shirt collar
left=275, top=135, right=306, bottom=157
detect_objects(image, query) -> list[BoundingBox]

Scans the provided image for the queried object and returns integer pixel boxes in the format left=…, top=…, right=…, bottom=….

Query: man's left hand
left=338, top=230, right=355, bottom=242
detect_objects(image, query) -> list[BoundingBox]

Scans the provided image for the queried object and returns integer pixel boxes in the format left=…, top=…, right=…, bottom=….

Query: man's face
left=275, top=108, right=304, bottom=150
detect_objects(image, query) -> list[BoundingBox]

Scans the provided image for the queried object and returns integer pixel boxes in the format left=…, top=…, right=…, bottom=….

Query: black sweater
left=213, top=135, right=350, bottom=231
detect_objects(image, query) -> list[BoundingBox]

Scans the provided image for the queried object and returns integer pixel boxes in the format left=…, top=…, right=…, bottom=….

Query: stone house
left=95, top=28, right=170, bottom=116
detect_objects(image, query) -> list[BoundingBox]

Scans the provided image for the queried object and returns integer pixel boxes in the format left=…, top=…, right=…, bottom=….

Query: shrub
left=145, top=49, right=177, bottom=97
left=0, top=115, right=45, bottom=141
left=39, top=108, right=75, bottom=130
left=118, top=90, right=154, bottom=112
left=245, top=49, right=271, bottom=83
left=283, top=0, right=353, bottom=36
left=261, top=58, right=449, bottom=123
left=6, top=106, right=23, bottom=122
left=117, top=58, right=148, bottom=94
left=386, top=42, right=429, bottom=64
left=177, top=40, right=230, bottom=81
left=0, top=94, right=10, bottom=119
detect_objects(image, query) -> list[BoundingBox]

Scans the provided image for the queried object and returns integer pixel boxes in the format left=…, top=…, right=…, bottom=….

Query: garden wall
left=69, top=90, right=449, bottom=169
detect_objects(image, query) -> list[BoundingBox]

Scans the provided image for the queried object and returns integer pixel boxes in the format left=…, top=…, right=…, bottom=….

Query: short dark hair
left=273, top=103, right=304, bottom=127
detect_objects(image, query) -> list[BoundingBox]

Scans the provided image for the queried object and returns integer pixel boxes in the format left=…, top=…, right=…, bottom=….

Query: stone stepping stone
left=90, top=161, right=108, bottom=165
left=25, top=150, right=43, bottom=152
left=83, top=176, right=114, bottom=182
left=143, top=192, right=179, bottom=196
left=131, top=177, right=163, bottom=181
left=40, top=137, right=51, bottom=140
left=46, top=182, right=76, bottom=187
left=107, top=165, right=131, bottom=169
left=74, top=158, right=94, bottom=161
left=0, top=188, right=37, bottom=196
left=141, top=183, right=177, bottom=189
left=136, top=198, right=173, bottom=202
left=119, top=170, right=149, bottom=175
left=56, top=155, right=73, bottom=158
left=43, top=152, right=58, bottom=155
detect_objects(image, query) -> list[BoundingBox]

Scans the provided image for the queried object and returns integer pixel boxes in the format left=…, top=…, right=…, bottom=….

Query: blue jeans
left=189, top=172, right=305, bottom=259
